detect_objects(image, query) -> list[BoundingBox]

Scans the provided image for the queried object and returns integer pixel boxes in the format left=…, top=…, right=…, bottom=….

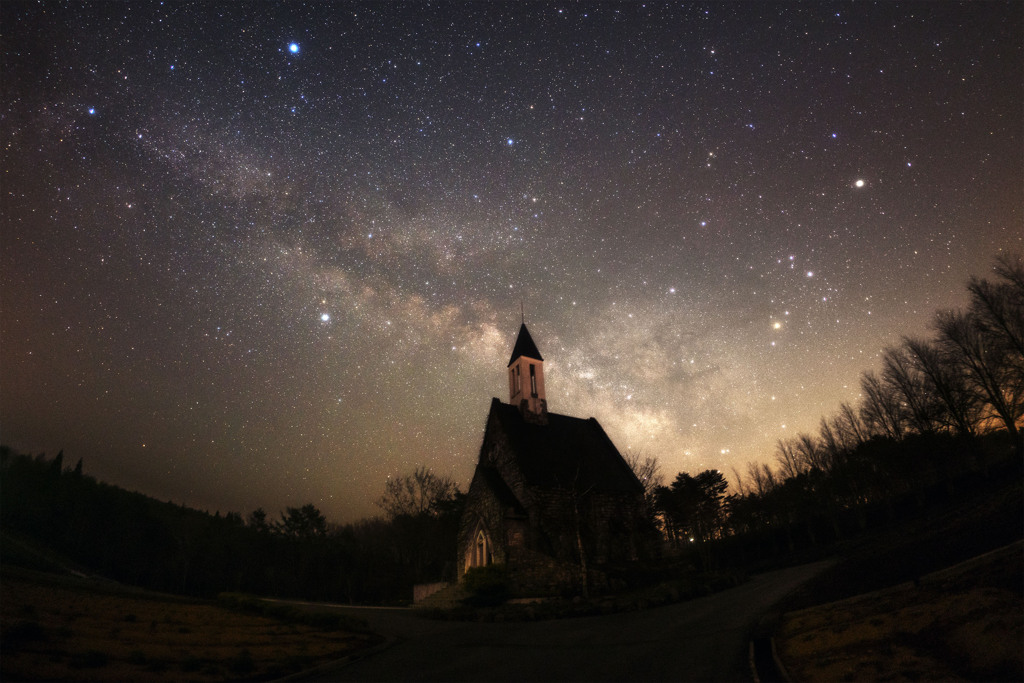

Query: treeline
left=653, top=253, right=1023, bottom=568
left=2, top=255, right=1020, bottom=603
left=0, top=451, right=462, bottom=605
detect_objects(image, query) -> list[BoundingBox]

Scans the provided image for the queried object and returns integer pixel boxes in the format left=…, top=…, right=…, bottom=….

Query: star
left=1, top=1, right=1017, bottom=525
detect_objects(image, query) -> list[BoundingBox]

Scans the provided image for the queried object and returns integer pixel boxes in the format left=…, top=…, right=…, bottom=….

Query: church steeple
left=508, top=323, right=547, bottom=421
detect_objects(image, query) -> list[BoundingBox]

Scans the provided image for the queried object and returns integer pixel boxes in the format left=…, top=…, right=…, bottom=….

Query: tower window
left=530, top=364, right=537, bottom=397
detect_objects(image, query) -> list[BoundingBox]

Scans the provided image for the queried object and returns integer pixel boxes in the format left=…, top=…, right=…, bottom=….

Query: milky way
left=2, top=2, right=1020, bottom=521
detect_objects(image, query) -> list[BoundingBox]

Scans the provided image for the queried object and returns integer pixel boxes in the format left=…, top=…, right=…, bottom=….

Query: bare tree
left=795, top=432, right=830, bottom=472
left=730, top=464, right=748, bottom=497
left=904, top=336, right=982, bottom=436
left=928, top=254, right=1024, bottom=449
left=882, top=345, right=941, bottom=435
left=624, top=451, right=663, bottom=503
left=376, top=466, right=458, bottom=520
left=860, top=370, right=907, bottom=440
left=818, top=416, right=845, bottom=464
left=993, top=252, right=1024, bottom=294
left=935, top=309, right=1022, bottom=446
left=774, top=437, right=804, bottom=479
left=746, top=461, right=777, bottom=497
left=969, top=253, right=1024, bottom=365
left=836, top=401, right=869, bottom=448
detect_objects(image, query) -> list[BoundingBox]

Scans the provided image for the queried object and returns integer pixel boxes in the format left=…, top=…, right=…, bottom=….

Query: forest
left=654, top=253, right=1022, bottom=571
left=2, top=254, right=1021, bottom=604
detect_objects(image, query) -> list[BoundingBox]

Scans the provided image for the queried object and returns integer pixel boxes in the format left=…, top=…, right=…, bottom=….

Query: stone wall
left=413, top=581, right=450, bottom=603
left=527, top=487, right=647, bottom=564
left=458, top=465, right=525, bottom=578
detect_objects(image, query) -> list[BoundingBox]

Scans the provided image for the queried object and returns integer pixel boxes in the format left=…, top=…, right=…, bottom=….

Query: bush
left=461, top=565, right=509, bottom=607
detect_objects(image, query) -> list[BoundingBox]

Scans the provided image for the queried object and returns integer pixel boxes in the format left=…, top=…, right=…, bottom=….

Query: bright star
left=506, top=138, right=514, bottom=146
left=320, top=313, right=330, bottom=322
left=855, top=179, right=865, bottom=188
left=289, top=43, right=299, bottom=54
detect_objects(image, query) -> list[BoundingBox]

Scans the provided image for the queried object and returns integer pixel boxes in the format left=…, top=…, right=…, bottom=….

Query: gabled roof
left=472, top=464, right=527, bottom=517
left=507, top=323, right=543, bottom=367
left=485, top=398, right=643, bottom=494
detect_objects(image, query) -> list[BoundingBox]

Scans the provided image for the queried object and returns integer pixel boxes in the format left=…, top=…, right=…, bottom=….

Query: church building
left=458, top=323, right=651, bottom=595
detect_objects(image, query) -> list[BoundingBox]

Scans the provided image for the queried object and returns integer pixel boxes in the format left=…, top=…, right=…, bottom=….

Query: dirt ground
left=776, top=541, right=1023, bottom=682
left=0, top=570, right=379, bottom=682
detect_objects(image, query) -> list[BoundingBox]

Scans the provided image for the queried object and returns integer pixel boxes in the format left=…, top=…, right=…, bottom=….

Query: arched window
left=466, top=525, right=492, bottom=571
left=474, top=529, right=490, bottom=567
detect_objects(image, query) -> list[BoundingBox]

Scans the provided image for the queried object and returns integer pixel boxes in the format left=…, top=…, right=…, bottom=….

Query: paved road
left=294, top=561, right=830, bottom=682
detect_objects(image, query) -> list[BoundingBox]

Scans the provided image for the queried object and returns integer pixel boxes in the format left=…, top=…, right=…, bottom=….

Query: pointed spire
left=507, top=322, right=547, bottom=421
left=508, top=323, right=543, bottom=367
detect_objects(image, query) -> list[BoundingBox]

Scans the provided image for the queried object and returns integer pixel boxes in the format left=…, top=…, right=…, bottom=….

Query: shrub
left=461, top=565, right=509, bottom=607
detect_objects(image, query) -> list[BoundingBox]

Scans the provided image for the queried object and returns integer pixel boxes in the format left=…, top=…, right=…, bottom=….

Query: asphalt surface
left=292, top=560, right=830, bottom=682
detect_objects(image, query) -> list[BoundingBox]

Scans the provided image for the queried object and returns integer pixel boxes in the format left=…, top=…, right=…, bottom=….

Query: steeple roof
left=483, top=398, right=644, bottom=494
left=507, top=323, right=543, bottom=367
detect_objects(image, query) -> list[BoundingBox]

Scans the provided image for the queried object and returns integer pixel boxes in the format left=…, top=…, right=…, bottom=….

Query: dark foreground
left=290, top=560, right=831, bottom=682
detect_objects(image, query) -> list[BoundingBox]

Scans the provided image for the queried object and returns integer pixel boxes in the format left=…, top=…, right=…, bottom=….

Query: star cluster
left=2, top=2, right=1020, bottom=521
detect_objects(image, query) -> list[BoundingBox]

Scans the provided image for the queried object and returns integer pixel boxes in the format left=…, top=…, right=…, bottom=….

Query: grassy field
left=772, top=473, right=1023, bottom=682
left=776, top=541, right=1022, bottom=681
left=0, top=569, right=380, bottom=682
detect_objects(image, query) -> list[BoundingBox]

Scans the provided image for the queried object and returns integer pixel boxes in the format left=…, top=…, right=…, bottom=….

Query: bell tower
left=508, top=322, right=547, bottom=421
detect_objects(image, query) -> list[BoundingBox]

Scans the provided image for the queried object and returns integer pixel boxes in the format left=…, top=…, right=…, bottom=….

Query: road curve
left=295, top=560, right=830, bottom=682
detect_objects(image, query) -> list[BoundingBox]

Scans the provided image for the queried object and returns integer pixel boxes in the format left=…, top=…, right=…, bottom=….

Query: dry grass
left=776, top=542, right=1023, bottom=682
left=1, top=571, right=378, bottom=682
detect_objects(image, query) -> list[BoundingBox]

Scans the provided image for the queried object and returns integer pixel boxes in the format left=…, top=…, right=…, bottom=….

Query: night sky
left=2, top=2, right=1021, bottom=522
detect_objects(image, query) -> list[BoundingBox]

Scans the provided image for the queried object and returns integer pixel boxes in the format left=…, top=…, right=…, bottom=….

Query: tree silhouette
left=277, top=504, right=327, bottom=538
left=882, top=345, right=942, bottom=435
left=376, top=466, right=458, bottom=519
left=860, top=370, right=908, bottom=440
left=374, top=467, right=464, bottom=590
left=655, top=469, right=729, bottom=567
left=903, top=336, right=983, bottom=437
left=935, top=309, right=1022, bottom=448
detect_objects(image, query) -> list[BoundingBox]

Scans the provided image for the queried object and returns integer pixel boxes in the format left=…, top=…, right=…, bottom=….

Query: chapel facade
left=457, top=323, right=652, bottom=595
